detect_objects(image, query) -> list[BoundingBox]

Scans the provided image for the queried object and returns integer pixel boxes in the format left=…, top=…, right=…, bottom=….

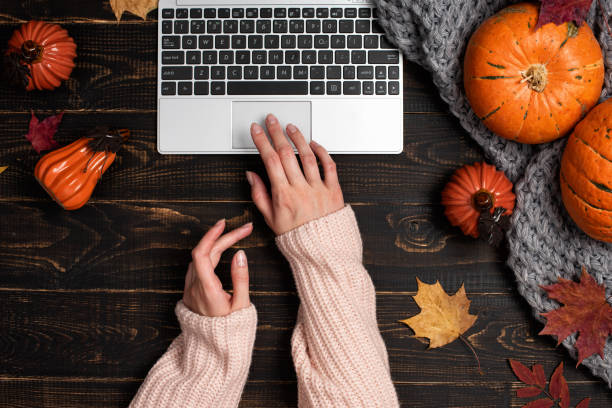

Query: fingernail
left=251, top=123, right=264, bottom=134
left=266, top=114, right=277, bottom=124
left=310, top=140, right=319, bottom=147
left=236, top=250, right=247, bottom=267
left=287, top=124, right=297, bottom=134
left=246, top=171, right=254, bottom=186
left=241, top=222, right=253, bottom=230
left=216, top=218, right=225, bottom=226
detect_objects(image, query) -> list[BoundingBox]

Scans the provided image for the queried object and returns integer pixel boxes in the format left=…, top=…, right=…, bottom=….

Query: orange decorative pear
left=34, top=128, right=129, bottom=210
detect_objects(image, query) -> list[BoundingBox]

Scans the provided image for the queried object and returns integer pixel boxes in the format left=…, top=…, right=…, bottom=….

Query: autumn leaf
left=509, top=360, right=546, bottom=387
left=399, top=278, right=477, bottom=348
left=539, top=268, right=612, bottom=366
left=523, top=399, right=554, bottom=408
left=25, top=111, right=63, bottom=153
left=0, top=166, right=7, bottom=175
left=110, top=0, right=157, bottom=20
left=536, top=0, right=593, bottom=28
left=549, top=362, right=570, bottom=408
left=576, top=398, right=591, bottom=408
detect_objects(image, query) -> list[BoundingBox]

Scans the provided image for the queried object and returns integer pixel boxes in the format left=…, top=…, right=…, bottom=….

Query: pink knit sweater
left=130, top=206, right=399, bottom=407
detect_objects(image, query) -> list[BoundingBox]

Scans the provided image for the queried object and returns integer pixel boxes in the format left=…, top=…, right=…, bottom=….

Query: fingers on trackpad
left=231, top=101, right=312, bottom=149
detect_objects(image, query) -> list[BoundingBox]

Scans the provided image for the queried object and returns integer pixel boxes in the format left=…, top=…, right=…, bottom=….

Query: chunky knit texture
left=374, top=0, right=612, bottom=385
left=130, top=206, right=398, bottom=406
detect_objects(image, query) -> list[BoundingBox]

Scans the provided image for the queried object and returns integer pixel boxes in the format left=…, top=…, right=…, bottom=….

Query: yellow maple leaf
left=110, top=0, right=158, bottom=21
left=0, top=166, right=7, bottom=174
left=399, top=278, right=477, bottom=348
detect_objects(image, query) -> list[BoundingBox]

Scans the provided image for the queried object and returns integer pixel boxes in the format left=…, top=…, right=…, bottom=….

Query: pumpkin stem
left=520, top=64, right=548, bottom=93
left=473, top=189, right=494, bottom=212
left=20, top=40, right=43, bottom=64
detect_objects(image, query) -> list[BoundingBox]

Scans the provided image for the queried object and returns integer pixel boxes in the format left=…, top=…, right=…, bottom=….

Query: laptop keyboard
left=159, top=7, right=401, bottom=96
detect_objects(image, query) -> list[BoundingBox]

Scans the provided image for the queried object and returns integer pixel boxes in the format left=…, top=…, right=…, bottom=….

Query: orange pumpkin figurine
left=561, top=98, right=612, bottom=242
left=464, top=3, right=604, bottom=144
left=5, top=21, right=77, bottom=91
left=441, top=162, right=515, bottom=239
left=35, top=128, right=129, bottom=210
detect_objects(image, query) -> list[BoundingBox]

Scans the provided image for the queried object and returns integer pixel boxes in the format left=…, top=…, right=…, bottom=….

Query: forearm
left=277, top=206, right=399, bottom=407
left=129, top=301, right=257, bottom=408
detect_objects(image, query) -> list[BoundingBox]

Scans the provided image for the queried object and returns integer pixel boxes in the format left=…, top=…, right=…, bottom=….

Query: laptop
left=157, top=0, right=403, bottom=154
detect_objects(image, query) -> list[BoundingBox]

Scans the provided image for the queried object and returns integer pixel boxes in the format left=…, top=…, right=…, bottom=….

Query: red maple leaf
left=536, top=0, right=594, bottom=28
left=25, top=111, right=63, bottom=153
left=539, top=268, right=612, bottom=366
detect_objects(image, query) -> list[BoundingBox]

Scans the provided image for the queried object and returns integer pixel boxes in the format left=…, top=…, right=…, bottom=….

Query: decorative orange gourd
left=5, top=21, right=77, bottom=91
left=561, top=98, right=612, bottom=242
left=441, top=162, right=515, bottom=238
left=464, top=3, right=604, bottom=144
left=34, top=128, right=129, bottom=210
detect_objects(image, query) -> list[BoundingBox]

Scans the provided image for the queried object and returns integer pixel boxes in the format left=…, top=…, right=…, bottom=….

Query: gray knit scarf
left=373, top=0, right=612, bottom=385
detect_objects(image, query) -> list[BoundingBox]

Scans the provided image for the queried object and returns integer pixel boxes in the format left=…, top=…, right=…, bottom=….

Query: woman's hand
left=246, top=114, right=345, bottom=235
left=183, top=219, right=253, bottom=317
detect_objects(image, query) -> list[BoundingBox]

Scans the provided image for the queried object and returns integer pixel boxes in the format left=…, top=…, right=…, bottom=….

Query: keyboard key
left=207, top=20, right=222, bottom=33
left=286, top=50, right=300, bottom=64
left=162, top=20, right=172, bottom=34
left=161, top=81, right=176, bottom=95
left=186, top=51, right=201, bottom=64
left=194, top=81, right=209, bottom=95
left=240, top=20, right=255, bottom=33
left=162, top=51, right=184, bottom=64
left=389, top=66, right=400, bottom=79
left=261, top=8, right=272, bottom=18
left=224, top=20, right=238, bottom=33
left=215, top=36, right=230, bottom=49
left=306, top=20, right=321, bottom=33
left=375, top=81, right=387, bottom=95
left=339, top=20, right=354, bottom=33
left=176, top=8, right=188, bottom=18
left=330, top=8, right=343, bottom=18
left=191, top=20, right=205, bottom=33
left=289, top=8, right=300, bottom=18
left=389, top=81, right=400, bottom=95
left=269, top=50, right=283, bottom=64
left=273, top=20, right=288, bottom=33
left=363, top=81, right=374, bottom=95
left=302, top=50, right=316, bottom=64
left=219, top=51, right=233, bottom=64
left=246, top=8, right=258, bottom=18
left=253, top=50, right=267, bottom=64
left=326, top=66, right=341, bottom=79
left=347, top=35, right=362, bottom=48
left=357, top=65, right=374, bottom=79
left=190, top=8, right=202, bottom=19
left=277, top=66, right=291, bottom=79
left=274, top=8, right=287, bottom=18
left=228, top=81, right=308, bottom=95
left=344, top=8, right=357, bottom=18
left=318, top=50, right=333, bottom=64
left=232, top=35, right=247, bottom=49
left=211, top=82, right=225, bottom=95
left=236, top=51, right=250, bottom=64
left=203, top=51, right=217, bottom=64
left=322, top=20, right=337, bottom=33
left=351, top=50, right=366, bottom=64
left=211, top=66, right=226, bottom=79
left=359, top=8, right=372, bottom=18
left=182, top=36, right=197, bottom=49
left=249, top=35, right=263, bottom=49
left=376, top=66, right=387, bottom=79
left=265, top=35, right=280, bottom=48
left=162, top=9, right=174, bottom=19
left=232, top=8, right=244, bottom=18
left=343, top=81, right=360, bottom=95
left=298, top=35, right=313, bottom=49
left=316, top=8, right=329, bottom=18
left=290, top=20, right=305, bottom=33
left=204, top=8, right=216, bottom=18
left=364, top=35, right=378, bottom=49
left=343, top=65, right=355, bottom=79
left=199, top=35, right=213, bottom=49
left=314, top=35, right=329, bottom=48
left=178, top=81, right=192, bottom=95
left=302, top=8, right=314, bottom=18
left=369, top=50, right=400, bottom=64
left=310, top=66, right=324, bottom=79
left=162, top=66, right=192, bottom=80
left=331, top=35, right=345, bottom=49
left=327, top=81, right=341, bottom=95
left=228, top=66, right=242, bottom=79
left=281, top=35, right=296, bottom=48
left=380, top=36, right=395, bottom=49
left=356, top=20, right=370, bottom=33
left=175, top=20, right=188, bottom=34
left=218, top=8, right=230, bottom=18
left=335, top=50, right=350, bottom=64
left=310, top=81, right=325, bottom=95
left=244, top=66, right=259, bottom=79
left=257, top=20, right=271, bottom=33
left=294, top=66, right=308, bottom=79
left=372, top=20, right=384, bottom=34
left=260, top=66, right=275, bottom=79
left=194, top=66, right=209, bottom=79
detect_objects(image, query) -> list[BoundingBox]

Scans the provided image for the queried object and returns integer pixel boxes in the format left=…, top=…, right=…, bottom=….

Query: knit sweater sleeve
left=276, top=205, right=399, bottom=407
left=129, top=301, right=257, bottom=408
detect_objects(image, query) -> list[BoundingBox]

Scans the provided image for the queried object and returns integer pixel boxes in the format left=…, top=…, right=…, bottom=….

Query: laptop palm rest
left=231, top=101, right=311, bottom=149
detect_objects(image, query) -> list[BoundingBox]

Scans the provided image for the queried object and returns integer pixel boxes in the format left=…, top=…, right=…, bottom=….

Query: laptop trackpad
left=231, top=101, right=311, bottom=149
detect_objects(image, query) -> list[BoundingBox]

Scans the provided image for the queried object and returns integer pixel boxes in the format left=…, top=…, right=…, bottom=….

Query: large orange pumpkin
left=464, top=3, right=604, bottom=144
left=35, top=128, right=129, bottom=210
left=6, top=21, right=77, bottom=91
left=561, top=98, right=612, bottom=242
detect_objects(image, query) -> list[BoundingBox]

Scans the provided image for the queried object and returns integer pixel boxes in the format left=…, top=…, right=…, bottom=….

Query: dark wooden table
left=1, top=2, right=611, bottom=407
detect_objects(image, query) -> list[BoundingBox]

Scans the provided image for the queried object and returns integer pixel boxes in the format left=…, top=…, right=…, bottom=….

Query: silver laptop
left=157, top=0, right=403, bottom=154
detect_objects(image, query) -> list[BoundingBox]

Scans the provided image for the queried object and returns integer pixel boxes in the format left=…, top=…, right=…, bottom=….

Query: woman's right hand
left=246, top=114, right=345, bottom=236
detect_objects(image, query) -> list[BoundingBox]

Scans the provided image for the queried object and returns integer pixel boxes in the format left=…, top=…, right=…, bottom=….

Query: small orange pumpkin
left=34, top=128, right=129, bottom=210
left=464, top=3, right=604, bottom=144
left=561, top=98, right=612, bottom=242
left=6, top=21, right=77, bottom=91
left=441, top=162, right=515, bottom=238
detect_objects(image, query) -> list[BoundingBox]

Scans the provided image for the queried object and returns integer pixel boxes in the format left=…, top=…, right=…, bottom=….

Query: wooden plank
left=1, top=378, right=609, bottom=408
left=0, top=0, right=154, bottom=22
left=0, top=112, right=481, bottom=203
left=1, top=290, right=608, bottom=386
left=0, top=201, right=506, bottom=293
